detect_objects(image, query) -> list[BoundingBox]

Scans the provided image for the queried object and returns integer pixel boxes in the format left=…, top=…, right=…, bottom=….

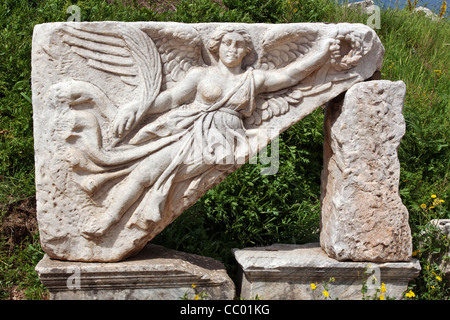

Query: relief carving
left=32, top=22, right=384, bottom=261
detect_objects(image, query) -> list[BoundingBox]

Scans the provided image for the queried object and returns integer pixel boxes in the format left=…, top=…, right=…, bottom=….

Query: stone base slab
left=35, top=244, right=235, bottom=300
left=234, top=243, right=420, bottom=300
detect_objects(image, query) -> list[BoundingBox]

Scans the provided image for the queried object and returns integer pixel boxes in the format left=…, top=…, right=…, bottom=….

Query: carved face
left=218, top=32, right=248, bottom=68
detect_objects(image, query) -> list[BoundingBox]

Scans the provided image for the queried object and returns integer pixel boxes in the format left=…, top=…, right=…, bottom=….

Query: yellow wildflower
left=311, top=283, right=317, bottom=290
left=192, top=284, right=196, bottom=289
left=431, top=194, right=437, bottom=198
left=323, top=290, right=330, bottom=298
left=405, top=290, right=415, bottom=298
left=380, top=283, right=386, bottom=294
left=434, top=70, right=443, bottom=77
left=379, top=294, right=385, bottom=300
left=420, top=203, right=427, bottom=209
left=194, top=294, right=199, bottom=300
left=436, top=276, right=442, bottom=281
left=439, top=1, right=447, bottom=18
left=412, top=250, right=420, bottom=256
left=429, top=206, right=435, bottom=209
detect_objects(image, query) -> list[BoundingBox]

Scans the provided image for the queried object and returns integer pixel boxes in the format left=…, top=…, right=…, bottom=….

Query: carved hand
left=329, top=39, right=341, bottom=55
left=321, top=37, right=340, bottom=60
left=112, top=101, right=140, bottom=138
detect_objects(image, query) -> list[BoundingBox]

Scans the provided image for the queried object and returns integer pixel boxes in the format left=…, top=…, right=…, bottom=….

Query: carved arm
left=146, top=68, right=202, bottom=115
left=112, top=68, right=201, bottom=137
left=255, top=38, right=337, bottom=94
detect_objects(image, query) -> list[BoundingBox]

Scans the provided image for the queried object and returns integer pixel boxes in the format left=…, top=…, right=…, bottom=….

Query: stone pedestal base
left=234, top=243, right=420, bottom=300
left=35, top=244, right=235, bottom=300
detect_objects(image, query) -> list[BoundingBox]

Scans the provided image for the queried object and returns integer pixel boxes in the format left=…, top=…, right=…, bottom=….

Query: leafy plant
left=409, top=221, right=449, bottom=299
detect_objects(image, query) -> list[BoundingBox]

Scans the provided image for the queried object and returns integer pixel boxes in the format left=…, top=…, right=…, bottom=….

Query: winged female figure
left=47, top=23, right=370, bottom=242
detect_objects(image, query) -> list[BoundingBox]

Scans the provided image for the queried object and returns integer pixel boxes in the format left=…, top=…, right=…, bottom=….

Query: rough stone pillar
left=320, top=80, right=412, bottom=262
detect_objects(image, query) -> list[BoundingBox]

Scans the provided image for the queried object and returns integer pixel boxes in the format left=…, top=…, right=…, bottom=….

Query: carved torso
left=197, top=75, right=223, bottom=104
left=196, top=69, right=250, bottom=112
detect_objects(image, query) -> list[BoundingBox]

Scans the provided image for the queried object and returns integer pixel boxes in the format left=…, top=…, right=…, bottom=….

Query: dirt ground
left=0, top=197, right=38, bottom=251
left=0, top=197, right=39, bottom=299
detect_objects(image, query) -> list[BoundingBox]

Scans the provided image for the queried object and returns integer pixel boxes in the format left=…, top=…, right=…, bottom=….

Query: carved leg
left=81, top=178, right=145, bottom=239
left=81, top=149, right=173, bottom=239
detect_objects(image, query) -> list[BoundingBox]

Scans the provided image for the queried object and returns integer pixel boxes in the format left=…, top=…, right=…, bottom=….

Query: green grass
left=0, top=0, right=449, bottom=299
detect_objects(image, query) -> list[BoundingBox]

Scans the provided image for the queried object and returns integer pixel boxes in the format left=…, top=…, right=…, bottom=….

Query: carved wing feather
left=57, top=24, right=162, bottom=122
left=119, top=25, right=162, bottom=116
left=256, top=27, right=317, bottom=70
left=245, top=71, right=358, bottom=126
left=245, top=27, right=318, bottom=126
left=59, top=25, right=140, bottom=85
left=246, top=26, right=363, bottom=127
left=149, top=25, right=204, bottom=90
left=246, top=89, right=301, bottom=126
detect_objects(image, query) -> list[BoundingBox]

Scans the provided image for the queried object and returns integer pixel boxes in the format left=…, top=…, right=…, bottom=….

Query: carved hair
left=207, top=25, right=254, bottom=59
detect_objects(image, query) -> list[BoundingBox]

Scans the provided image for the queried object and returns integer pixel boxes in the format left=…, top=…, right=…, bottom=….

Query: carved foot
left=126, top=215, right=149, bottom=231
left=81, top=221, right=106, bottom=239
left=81, top=212, right=117, bottom=239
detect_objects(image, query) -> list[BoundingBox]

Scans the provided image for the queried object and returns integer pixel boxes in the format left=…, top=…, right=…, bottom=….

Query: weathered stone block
left=234, top=243, right=420, bottom=300
left=35, top=244, right=235, bottom=300
left=320, top=80, right=412, bottom=262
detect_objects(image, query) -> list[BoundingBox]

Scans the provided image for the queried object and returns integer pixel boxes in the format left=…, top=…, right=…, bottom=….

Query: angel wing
left=56, top=23, right=161, bottom=122
left=245, top=71, right=358, bottom=126
left=256, top=27, right=317, bottom=71
left=245, top=27, right=317, bottom=126
left=245, top=27, right=362, bottom=126
left=143, top=24, right=205, bottom=91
